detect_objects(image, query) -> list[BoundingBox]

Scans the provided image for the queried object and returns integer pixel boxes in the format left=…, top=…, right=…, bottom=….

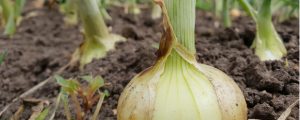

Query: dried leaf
left=22, top=98, right=49, bottom=104
left=9, top=105, right=24, bottom=120
left=0, top=63, right=67, bottom=117
left=277, top=99, right=299, bottom=120
left=92, top=91, right=105, bottom=120
left=26, top=99, right=49, bottom=120
left=49, top=92, right=62, bottom=120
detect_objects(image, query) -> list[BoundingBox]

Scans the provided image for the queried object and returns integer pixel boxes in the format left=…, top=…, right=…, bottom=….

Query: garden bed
left=0, top=3, right=298, bottom=120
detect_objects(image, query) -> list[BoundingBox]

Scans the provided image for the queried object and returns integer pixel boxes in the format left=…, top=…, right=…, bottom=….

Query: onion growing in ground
left=117, top=0, right=247, bottom=120
left=70, top=0, right=125, bottom=69
left=238, top=0, right=287, bottom=61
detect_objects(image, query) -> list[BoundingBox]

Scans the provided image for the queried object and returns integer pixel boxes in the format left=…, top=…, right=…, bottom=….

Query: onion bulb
left=117, top=0, right=247, bottom=120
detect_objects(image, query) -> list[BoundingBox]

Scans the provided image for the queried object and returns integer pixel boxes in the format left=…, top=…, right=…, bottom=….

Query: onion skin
left=198, top=64, right=247, bottom=120
left=117, top=59, right=247, bottom=120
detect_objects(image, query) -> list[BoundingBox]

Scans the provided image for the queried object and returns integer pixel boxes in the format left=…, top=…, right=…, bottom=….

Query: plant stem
left=71, top=94, right=83, bottom=120
left=237, top=0, right=257, bottom=21
left=222, top=0, right=231, bottom=27
left=165, top=0, right=196, bottom=52
left=75, top=0, right=109, bottom=39
left=164, top=0, right=196, bottom=67
left=213, top=0, right=222, bottom=18
left=258, top=0, right=272, bottom=20
left=256, top=0, right=275, bottom=48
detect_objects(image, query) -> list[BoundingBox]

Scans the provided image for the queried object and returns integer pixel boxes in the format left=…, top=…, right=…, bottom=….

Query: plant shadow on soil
left=0, top=3, right=299, bottom=120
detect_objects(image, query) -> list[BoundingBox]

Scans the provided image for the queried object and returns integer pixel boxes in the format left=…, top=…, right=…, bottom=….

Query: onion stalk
left=70, top=0, right=125, bottom=69
left=0, top=0, right=25, bottom=37
left=222, top=0, right=231, bottom=27
left=117, top=0, right=247, bottom=119
left=213, top=0, right=222, bottom=19
left=238, top=0, right=287, bottom=61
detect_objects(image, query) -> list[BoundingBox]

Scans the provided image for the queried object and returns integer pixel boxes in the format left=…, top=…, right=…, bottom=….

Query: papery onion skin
left=198, top=64, right=247, bottom=120
left=117, top=57, right=247, bottom=120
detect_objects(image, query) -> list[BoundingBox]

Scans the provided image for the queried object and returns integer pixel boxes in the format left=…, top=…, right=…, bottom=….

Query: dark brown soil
left=0, top=3, right=299, bottom=120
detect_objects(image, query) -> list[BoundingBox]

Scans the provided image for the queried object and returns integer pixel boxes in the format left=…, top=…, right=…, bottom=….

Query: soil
left=0, top=2, right=299, bottom=120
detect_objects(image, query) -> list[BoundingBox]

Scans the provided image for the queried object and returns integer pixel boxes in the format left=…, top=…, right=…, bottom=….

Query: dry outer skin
left=0, top=4, right=299, bottom=120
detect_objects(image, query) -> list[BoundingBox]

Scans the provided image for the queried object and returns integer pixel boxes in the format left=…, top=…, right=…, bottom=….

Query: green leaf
left=55, top=75, right=65, bottom=84
left=89, top=76, right=104, bottom=92
left=82, top=75, right=104, bottom=91
left=55, top=75, right=73, bottom=90
left=55, top=75, right=79, bottom=94
left=36, top=108, right=50, bottom=120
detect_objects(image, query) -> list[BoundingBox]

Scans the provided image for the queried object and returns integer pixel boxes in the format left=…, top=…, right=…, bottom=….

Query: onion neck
left=164, top=0, right=196, bottom=68
left=258, top=0, right=272, bottom=20
left=253, top=0, right=286, bottom=60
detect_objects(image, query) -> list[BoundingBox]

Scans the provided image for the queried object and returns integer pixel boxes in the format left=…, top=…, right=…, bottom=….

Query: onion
left=117, top=0, right=247, bottom=120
